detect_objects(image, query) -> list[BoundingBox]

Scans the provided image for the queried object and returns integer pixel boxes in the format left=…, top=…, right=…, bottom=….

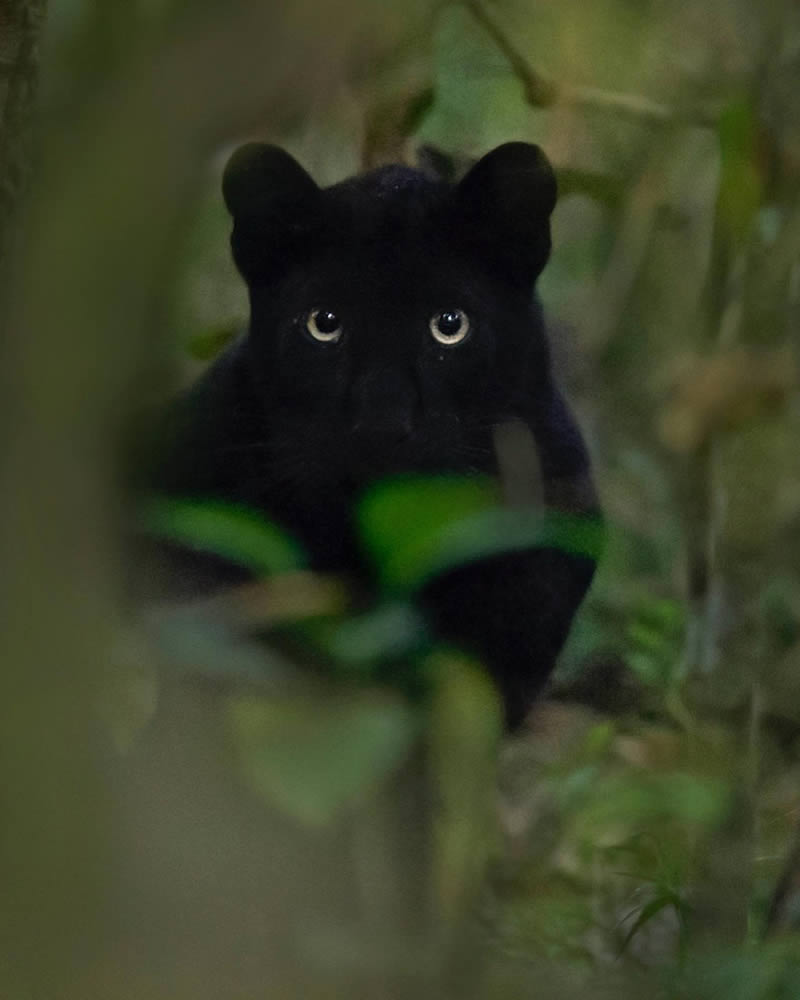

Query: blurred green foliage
left=4, top=0, right=800, bottom=996
left=126, top=0, right=800, bottom=987
left=228, top=690, right=418, bottom=826
left=143, top=495, right=308, bottom=574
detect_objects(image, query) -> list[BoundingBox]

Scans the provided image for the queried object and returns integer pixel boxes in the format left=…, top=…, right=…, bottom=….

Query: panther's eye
left=306, top=308, right=343, bottom=343
left=429, top=309, right=470, bottom=346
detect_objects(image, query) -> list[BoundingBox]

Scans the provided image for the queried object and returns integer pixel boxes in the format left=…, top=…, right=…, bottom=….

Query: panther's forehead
left=322, top=165, right=451, bottom=245
left=330, top=163, right=445, bottom=200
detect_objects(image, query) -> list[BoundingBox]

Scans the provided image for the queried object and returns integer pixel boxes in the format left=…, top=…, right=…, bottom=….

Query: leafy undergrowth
left=488, top=701, right=800, bottom=993
left=124, top=485, right=800, bottom=998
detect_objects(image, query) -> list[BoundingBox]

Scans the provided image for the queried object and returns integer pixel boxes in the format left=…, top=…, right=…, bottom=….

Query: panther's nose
left=350, top=370, right=416, bottom=442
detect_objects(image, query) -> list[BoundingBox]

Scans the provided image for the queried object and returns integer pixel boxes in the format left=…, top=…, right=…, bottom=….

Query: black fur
left=153, top=142, right=600, bottom=728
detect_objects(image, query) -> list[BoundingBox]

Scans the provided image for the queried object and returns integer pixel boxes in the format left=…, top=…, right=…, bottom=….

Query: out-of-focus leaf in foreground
left=427, top=649, right=503, bottom=921
left=227, top=690, right=418, bottom=826
left=142, top=495, right=307, bottom=575
left=358, top=475, right=500, bottom=591
left=321, top=601, right=431, bottom=676
left=358, top=475, right=605, bottom=593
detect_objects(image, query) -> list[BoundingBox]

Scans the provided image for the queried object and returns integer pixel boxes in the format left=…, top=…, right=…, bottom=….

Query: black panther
left=152, top=141, right=601, bottom=728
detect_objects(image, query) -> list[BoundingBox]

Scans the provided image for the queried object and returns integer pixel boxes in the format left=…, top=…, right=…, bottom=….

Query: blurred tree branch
left=0, top=2, right=438, bottom=997
left=582, top=142, right=671, bottom=352
left=462, top=0, right=719, bottom=126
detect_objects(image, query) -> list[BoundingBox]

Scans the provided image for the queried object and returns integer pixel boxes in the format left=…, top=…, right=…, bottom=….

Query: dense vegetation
left=1, top=1, right=800, bottom=997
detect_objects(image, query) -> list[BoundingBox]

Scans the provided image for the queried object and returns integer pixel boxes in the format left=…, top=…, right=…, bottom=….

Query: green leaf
left=358, top=475, right=604, bottom=593
left=358, top=475, right=500, bottom=590
left=323, top=601, right=430, bottom=670
left=576, top=772, right=730, bottom=837
left=228, top=691, right=418, bottom=827
left=141, top=495, right=307, bottom=576
left=147, top=616, right=302, bottom=688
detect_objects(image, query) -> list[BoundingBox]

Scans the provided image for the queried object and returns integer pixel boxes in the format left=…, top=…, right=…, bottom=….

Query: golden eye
left=306, top=308, right=343, bottom=343
left=429, top=309, right=470, bottom=346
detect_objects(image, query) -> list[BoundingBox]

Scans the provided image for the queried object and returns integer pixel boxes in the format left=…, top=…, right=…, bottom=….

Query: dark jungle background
left=2, top=0, right=800, bottom=997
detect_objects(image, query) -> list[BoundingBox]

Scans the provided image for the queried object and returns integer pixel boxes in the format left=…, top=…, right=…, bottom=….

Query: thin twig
left=462, top=0, right=558, bottom=107
left=463, top=0, right=719, bottom=126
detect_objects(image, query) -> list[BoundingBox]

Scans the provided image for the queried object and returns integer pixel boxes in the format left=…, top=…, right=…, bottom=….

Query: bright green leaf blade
left=358, top=475, right=604, bottom=593
left=141, top=495, right=307, bottom=576
left=358, top=474, right=501, bottom=591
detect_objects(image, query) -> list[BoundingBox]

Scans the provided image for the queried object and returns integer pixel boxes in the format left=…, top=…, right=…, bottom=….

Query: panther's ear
left=455, top=142, right=557, bottom=285
left=222, top=143, right=321, bottom=284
